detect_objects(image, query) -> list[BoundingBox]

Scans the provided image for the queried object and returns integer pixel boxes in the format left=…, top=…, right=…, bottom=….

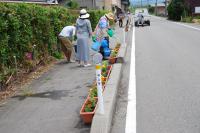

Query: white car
left=134, top=8, right=151, bottom=26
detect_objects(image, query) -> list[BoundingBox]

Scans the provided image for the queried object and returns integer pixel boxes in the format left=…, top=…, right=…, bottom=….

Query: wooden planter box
left=80, top=97, right=98, bottom=124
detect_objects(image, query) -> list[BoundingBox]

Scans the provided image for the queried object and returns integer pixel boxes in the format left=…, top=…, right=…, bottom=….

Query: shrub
left=181, top=16, right=193, bottom=23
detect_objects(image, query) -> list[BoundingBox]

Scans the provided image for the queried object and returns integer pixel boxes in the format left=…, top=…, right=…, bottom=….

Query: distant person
left=114, top=6, right=124, bottom=27
left=59, top=25, right=76, bottom=63
left=137, top=12, right=144, bottom=26
left=76, top=9, right=92, bottom=67
left=114, top=6, right=122, bottom=20
left=125, top=11, right=132, bottom=31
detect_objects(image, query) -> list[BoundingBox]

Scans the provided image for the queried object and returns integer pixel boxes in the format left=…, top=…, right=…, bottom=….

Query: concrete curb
left=90, top=39, right=129, bottom=133
left=117, top=42, right=127, bottom=63
left=90, top=64, right=122, bottom=133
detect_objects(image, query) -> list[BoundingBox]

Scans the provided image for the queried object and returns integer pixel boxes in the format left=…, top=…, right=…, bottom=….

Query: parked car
left=134, top=8, right=150, bottom=26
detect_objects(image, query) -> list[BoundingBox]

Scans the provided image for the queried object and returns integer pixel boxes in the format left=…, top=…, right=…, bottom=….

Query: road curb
left=117, top=42, right=127, bottom=63
left=90, top=64, right=122, bottom=133
left=90, top=30, right=129, bottom=133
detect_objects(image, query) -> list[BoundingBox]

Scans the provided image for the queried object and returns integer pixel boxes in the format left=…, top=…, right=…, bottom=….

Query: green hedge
left=0, top=3, right=107, bottom=89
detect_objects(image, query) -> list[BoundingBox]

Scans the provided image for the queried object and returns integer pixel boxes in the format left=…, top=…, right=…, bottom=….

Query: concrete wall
left=104, top=0, right=112, bottom=10
left=75, top=0, right=122, bottom=10
left=95, top=0, right=104, bottom=9
left=112, top=0, right=121, bottom=7
left=76, top=0, right=95, bottom=9
left=102, top=0, right=121, bottom=10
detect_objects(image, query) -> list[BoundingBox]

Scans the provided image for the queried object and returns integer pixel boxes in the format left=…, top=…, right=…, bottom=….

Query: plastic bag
left=101, top=39, right=108, bottom=48
left=91, top=41, right=101, bottom=51
left=103, top=47, right=111, bottom=57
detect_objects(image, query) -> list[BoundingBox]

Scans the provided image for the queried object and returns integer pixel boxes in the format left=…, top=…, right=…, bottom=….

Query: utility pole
left=155, top=0, right=158, bottom=16
left=165, top=0, right=167, bottom=16
left=92, top=0, right=95, bottom=9
left=141, top=0, right=142, bottom=8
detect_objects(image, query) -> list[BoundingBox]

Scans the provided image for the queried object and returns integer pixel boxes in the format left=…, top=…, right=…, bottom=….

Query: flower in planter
left=102, top=66, right=107, bottom=73
left=102, top=61, right=108, bottom=77
left=89, top=86, right=97, bottom=98
left=84, top=96, right=97, bottom=112
left=110, top=51, right=117, bottom=58
left=115, top=43, right=121, bottom=48
left=102, top=60, right=108, bottom=67
left=101, top=72, right=107, bottom=77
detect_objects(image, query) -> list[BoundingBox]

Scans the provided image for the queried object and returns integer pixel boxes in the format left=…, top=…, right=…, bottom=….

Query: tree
left=148, top=5, right=155, bottom=14
left=167, top=0, right=185, bottom=21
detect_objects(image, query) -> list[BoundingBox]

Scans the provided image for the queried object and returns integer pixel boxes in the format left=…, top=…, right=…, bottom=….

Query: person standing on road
left=125, top=11, right=132, bottom=31
left=76, top=9, right=92, bottom=67
left=114, top=6, right=123, bottom=27
left=59, top=25, right=76, bottom=63
left=118, top=14, right=124, bottom=28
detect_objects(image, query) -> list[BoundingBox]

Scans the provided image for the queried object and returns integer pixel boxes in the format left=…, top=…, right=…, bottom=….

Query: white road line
left=125, top=25, right=136, bottom=133
left=173, top=22, right=200, bottom=32
left=151, top=15, right=200, bottom=32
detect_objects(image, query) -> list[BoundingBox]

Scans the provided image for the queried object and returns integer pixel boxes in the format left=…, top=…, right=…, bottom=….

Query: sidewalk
left=0, top=26, right=123, bottom=133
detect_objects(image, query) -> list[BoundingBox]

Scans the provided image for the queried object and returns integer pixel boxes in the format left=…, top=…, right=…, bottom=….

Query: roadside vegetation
left=167, top=0, right=200, bottom=24
left=0, top=3, right=107, bottom=91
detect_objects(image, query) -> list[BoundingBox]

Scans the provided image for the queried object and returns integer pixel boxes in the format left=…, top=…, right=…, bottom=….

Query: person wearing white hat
left=76, top=9, right=92, bottom=67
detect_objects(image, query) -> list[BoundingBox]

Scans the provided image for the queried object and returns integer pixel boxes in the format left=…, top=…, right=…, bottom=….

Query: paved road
left=136, top=17, right=200, bottom=133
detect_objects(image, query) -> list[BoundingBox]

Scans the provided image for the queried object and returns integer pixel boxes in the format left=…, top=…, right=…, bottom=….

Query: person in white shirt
left=59, top=26, right=76, bottom=63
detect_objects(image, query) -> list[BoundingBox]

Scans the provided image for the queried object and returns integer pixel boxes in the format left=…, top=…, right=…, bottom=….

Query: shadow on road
left=12, top=90, right=71, bottom=101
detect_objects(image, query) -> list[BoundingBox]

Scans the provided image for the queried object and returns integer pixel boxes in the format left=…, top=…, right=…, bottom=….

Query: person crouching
left=59, top=25, right=76, bottom=63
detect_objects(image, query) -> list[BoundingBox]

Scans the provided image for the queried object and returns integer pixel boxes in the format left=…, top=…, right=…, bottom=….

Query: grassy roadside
left=181, top=16, right=200, bottom=24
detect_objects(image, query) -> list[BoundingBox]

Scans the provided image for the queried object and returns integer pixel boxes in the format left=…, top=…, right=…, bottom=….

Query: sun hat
left=105, top=12, right=114, bottom=20
left=79, top=9, right=90, bottom=19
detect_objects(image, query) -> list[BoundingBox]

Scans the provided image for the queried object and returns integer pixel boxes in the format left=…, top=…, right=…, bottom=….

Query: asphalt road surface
left=136, top=17, right=200, bottom=133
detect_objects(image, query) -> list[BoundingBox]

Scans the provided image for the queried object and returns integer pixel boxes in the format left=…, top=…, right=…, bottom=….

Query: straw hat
left=79, top=9, right=90, bottom=19
left=105, top=12, right=114, bottom=20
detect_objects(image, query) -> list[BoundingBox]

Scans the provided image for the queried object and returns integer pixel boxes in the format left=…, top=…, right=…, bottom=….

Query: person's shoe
left=83, top=64, right=92, bottom=67
left=78, top=62, right=84, bottom=67
left=69, top=60, right=76, bottom=63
